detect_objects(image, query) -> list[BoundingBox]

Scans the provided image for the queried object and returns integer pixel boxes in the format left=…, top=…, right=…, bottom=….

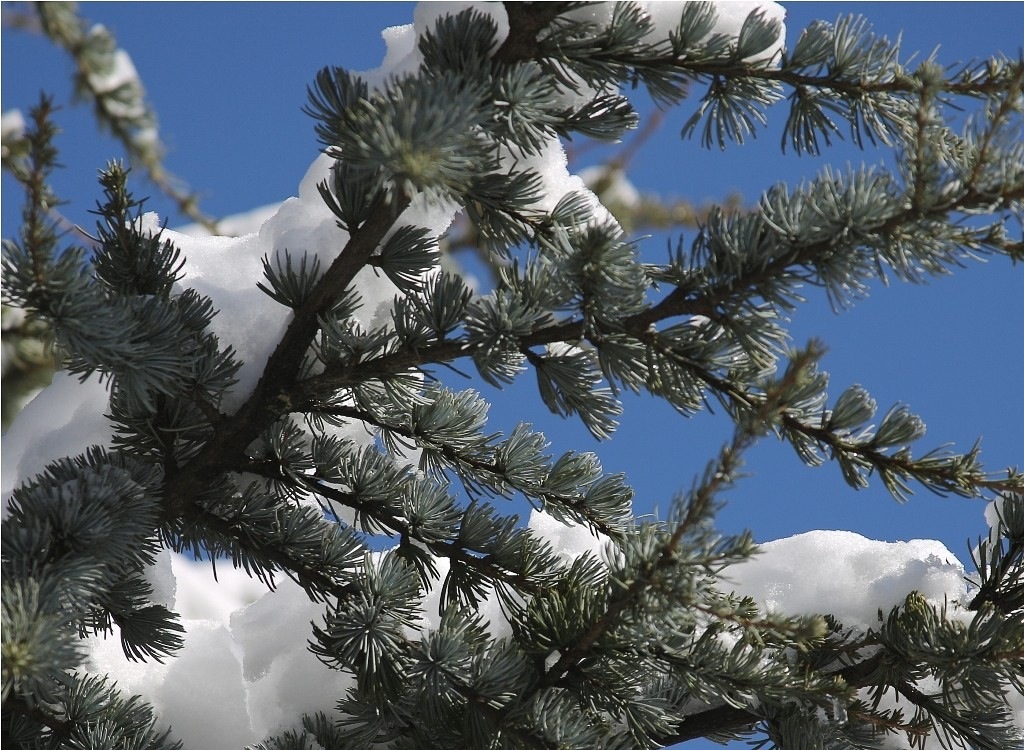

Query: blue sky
left=3, top=3, right=1022, bottom=746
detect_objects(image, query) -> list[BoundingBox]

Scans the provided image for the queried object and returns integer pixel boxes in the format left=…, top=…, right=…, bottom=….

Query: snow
left=728, top=530, right=968, bottom=630
left=729, top=529, right=1024, bottom=746
left=168, top=554, right=267, bottom=622
left=4, top=2, right=1017, bottom=746
left=1, top=108, right=26, bottom=157
left=178, top=202, right=281, bottom=238
left=229, top=580, right=354, bottom=741
left=528, top=507, right=610, bottom=562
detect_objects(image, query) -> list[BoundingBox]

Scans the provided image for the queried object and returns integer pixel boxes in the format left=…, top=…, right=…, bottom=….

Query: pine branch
left=892, top=676, right=1009, bottom=750
left=246, top=461, right=547, bottom=596
left=160, top=192, right=410, bottom=521
left=490, top=355, right=827, bottom=737
left=2, top=694, right=73, bottom=741
left=4, top=96, right=62, bottom=283
left=143, top=190, right=415, bottom=612
left=295, top=216, right=1019, bottom=502
left=33, top=2, right=219, bottom=231
left=304, top=402, right=627, bottom=540
left=661, top=652, right=887, bottom=744
left=528, top=13, right=1022, bottom=109
left=494, top=3, right=577, bottom=64
left=970, top=538, right=1024, bottom=614
left=295, top=334, right=1017, bottom=507
left=171, top=498, right=361, bottom=603
left=2, top=673, right=183, bottom=749
left=7, top=6, right=1023, bottom=747
left=634, top=182, right=1024, bottom=332
left=969, top=494, right=1024, bottom=613
left=964, top=63, right=1024, bottom=190
left=301, top=158, right=1023, bottom=392
left=780, top=414, right=1022, bottom=498
left=637, top=55, right=1021, bottom=101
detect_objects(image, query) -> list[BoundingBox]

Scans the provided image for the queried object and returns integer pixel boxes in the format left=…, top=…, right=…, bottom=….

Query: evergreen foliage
left=2, top=3, right=1023, bottom=749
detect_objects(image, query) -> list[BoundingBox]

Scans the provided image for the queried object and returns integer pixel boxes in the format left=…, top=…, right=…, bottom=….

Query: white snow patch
left=177, top=203, right=281, bottom=238
left=643, top=1, right=786, bottom=63
left=152, top=621, right=254, bottom=749
left=1, top=108, right=26, bottom=156
left=84, top=37, right=147, bottom=119
left=528, top=508, right=610, bottom=562
left=1, top=372, right=112, bottom=518
left=728, top=530, right=968, bottom=631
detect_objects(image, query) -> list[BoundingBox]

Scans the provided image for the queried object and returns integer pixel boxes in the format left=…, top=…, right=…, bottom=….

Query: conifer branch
left=301, top=402, right=626, bottom=540
left=5, top=5, right=1022, bottom=747
left=662, top=652, right=888, bottom=744
left=260, top=466, right=546, bottom=595
left=504, top=355, right=826, bottom=734
left=2, top=694, right=73, bottom=741
left=635, top=183, right=1024, bottom=331
left=33, top=2, right=219, bottom=232
left=5, top=96, right=62, bottom=281
left=529, top=18, right=1023, bottom=106
left=780, top=415, right=1023, bottom=498
left=161, top=192, right=411, bottom=519
left=171, top=500, right=362, bottom=603
left=495, top=3, right=576, bottom=64
left=304, top=163, right=1022, bottom=392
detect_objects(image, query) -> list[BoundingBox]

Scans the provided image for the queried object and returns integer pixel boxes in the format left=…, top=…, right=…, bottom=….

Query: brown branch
left=965, top=64, right=1024, bottom=189
left=534, top=364, right=807, bottom=698
left=494, top=3, right=575, bottom=65
left=969, top=534, right=1024, bottom=613
left=633, top=181, right=1024, bottom=332
left=782, top=414, right=1023, bottom=498
left=33, top=3, right=220, bottom=232
left=537, top=40, right=1022, bottom=101
left=491, top=1, right=1023, bottom=106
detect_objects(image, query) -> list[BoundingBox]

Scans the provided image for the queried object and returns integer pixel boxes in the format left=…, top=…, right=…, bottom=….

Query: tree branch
left=659, top=651, right=887, bottom=744
left=494, top=3, right=575, bottom=64
left=2, top=694, right=72, bottom=742
left=160, top=193, right=410, bottom=520
left=173, top=499, right=362, bottom=603
left=300, top=402, right=626, bottom=539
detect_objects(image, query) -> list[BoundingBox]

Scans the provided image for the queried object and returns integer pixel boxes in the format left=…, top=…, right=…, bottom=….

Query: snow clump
left=727, top=530, right=968, bottom=632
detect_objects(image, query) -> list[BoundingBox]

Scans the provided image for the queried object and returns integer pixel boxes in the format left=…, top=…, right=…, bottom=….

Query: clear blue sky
left=3, top=3, right=1022, bottom=747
